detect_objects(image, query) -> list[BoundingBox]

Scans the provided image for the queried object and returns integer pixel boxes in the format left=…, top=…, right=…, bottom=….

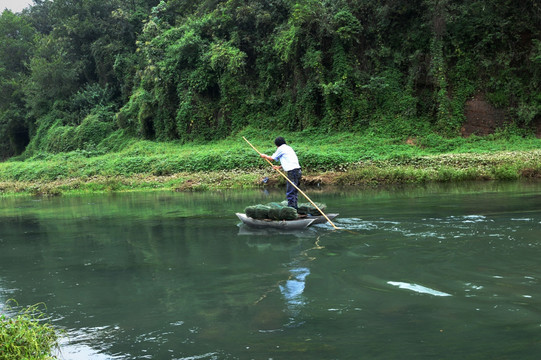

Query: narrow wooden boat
left=236, top=213, right=339, bottom=229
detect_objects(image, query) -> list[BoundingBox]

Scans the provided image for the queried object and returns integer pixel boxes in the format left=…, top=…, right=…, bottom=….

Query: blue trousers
left=286, top=168, right=302, bottom=209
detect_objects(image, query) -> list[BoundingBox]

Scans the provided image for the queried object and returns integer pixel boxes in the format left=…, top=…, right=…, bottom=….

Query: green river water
left=1, top=182, right=541, bottom=359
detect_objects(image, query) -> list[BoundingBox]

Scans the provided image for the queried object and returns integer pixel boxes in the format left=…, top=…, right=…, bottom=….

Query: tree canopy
left=0, top=0, right=539, bottom=159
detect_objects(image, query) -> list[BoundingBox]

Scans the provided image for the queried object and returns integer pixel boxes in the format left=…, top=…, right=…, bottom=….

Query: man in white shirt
left=260, top=137, right=302, bottom=209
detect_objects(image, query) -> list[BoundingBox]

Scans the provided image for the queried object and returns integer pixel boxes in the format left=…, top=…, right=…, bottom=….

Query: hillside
left=0, top=0, right=540, bottom=161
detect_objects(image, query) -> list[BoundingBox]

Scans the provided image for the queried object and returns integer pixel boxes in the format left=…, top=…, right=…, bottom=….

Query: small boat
left=236, top=213, right=339, bottom=230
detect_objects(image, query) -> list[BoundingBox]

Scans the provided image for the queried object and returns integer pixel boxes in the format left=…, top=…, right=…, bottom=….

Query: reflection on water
left=1, top=182, right=541, bottom=359
left=280, top=266, right=310, bottom=324
left=58, top=328, right=123, bottom=360
left=238, top=224, right=319, bottom=238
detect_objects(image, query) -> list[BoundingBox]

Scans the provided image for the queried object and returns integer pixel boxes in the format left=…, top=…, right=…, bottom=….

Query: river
left=1, top=182, right=540, bottom=359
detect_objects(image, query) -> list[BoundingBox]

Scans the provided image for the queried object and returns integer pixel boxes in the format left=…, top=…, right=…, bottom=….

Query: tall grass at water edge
left=0, top=301, right=61, bottom=359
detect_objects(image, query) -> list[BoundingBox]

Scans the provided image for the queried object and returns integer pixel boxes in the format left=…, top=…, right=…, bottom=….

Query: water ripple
left=176, top=352, right=220, bottom=360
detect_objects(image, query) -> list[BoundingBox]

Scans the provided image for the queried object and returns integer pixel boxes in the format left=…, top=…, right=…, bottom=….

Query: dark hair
left=274, top=137, right=286, bottom=147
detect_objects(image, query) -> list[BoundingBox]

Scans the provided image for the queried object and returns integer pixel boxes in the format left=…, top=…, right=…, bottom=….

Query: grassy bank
left=1, top=130, right=540, bottom=196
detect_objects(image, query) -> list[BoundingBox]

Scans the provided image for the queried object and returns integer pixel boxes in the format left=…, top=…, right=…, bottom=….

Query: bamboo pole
left=243, top=136, right=339, bottom=229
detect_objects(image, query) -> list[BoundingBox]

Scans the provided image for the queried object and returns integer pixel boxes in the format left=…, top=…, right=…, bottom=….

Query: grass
left=0, top=128, right=540, bottom=196
left=0, top=301, right=60, bottom=359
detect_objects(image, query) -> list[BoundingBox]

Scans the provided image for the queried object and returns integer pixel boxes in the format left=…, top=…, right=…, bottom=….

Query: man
left=260, top=137, right=302, bottom=209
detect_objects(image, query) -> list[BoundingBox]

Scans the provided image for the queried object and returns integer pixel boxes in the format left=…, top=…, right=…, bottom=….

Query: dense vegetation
left=0, top=0, right=540, bottom=161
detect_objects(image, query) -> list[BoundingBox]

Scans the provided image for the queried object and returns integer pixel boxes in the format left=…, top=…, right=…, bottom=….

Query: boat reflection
left=237, top=224, right=318, bottom=238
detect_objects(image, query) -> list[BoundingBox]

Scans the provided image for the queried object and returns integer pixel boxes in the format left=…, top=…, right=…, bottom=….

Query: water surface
left=1, top=182, right=541, bottom=359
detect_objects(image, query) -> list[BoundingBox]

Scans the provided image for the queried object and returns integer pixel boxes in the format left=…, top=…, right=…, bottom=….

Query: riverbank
left=1, top=149, right=540, bottom=197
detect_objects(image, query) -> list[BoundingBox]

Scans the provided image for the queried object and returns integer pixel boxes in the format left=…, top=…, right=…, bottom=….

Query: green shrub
left=491, top=164, right=519, bottom=180
left=44, top=125, right=77, bottom=153
left=73, top=113, right=115, bottom=150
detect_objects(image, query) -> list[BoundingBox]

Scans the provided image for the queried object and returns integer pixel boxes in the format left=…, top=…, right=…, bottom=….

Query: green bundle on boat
left=297, top=202, right=327, bottom=216
left=268, top=202, right=298, bottom=220
left=245, top=202, right=298, bottom=220
left=267, top=202, right=283, bottom=220
left=245, top=204, right=270, bottom=219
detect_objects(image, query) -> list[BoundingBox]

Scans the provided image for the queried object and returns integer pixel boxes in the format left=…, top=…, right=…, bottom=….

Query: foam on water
left=388, top=281, right=452, bottom=297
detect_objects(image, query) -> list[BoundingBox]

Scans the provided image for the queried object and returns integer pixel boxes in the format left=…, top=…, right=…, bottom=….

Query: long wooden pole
left=243, top=136, right=339, bottom=229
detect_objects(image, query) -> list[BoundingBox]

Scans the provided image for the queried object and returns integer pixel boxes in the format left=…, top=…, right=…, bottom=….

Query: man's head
left=274, top=137, right=286, bottom=147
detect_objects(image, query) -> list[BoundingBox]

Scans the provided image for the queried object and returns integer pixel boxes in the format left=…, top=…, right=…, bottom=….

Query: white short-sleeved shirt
left=271, top=144, right=300, bottom=172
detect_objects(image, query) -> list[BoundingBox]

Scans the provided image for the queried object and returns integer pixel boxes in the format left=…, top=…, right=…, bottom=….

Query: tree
left=0, top=10, right=35, bottom=158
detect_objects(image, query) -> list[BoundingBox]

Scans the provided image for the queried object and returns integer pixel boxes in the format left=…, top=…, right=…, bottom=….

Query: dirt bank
left=461, top=93, right=541, bottom=138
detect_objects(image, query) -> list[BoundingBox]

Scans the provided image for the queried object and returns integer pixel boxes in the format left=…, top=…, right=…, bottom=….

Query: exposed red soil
left=532, top=118, right=541, bottom=138
left=461, top=94, right=508, bottom=137
left=461, top=93, right=541, bottom=138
